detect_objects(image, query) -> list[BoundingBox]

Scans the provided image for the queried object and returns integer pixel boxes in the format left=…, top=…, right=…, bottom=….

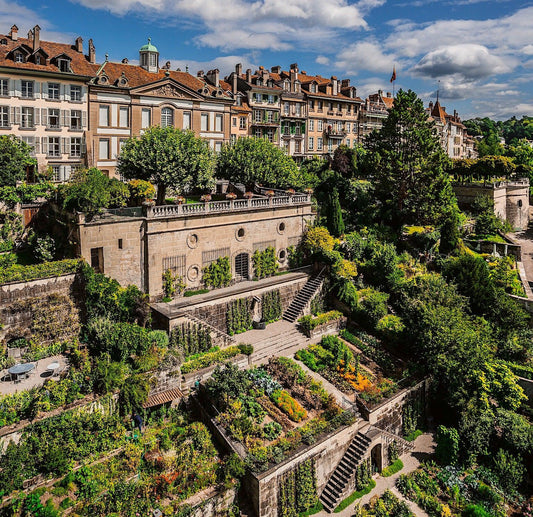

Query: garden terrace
left=199, top=358, right=357, bottom=474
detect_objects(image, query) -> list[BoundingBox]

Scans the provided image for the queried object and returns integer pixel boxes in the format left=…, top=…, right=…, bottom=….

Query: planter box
left=305, top=316, right=347, bottom=339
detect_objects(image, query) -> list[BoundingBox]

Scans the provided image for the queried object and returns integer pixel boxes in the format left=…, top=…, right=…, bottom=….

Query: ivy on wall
left=226, top=298, right=252, bottom=336
left=354, top=458, right=371, bottom=490
left=278, top=458, right=319, bottom=517
left=203, top=256, right=232, bottom=289
left=402, top=397, right=425, bottom=437
left=0, top=210, right=23, bottom=252
left=253, top=246, right=278, bottom=279
left=169, top=322, right=213, bottom=357
left=262, top=289, right=282, bottom=323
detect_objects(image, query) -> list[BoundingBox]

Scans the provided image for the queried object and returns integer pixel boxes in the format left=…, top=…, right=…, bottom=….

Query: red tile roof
left=143, top=388, right=183, bottom=408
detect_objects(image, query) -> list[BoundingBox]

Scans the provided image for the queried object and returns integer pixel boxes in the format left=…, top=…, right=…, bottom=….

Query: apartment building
left=87, top=43, right=234, bottom=177
left=300, top=73, right=362, bottom=157
left=358, top=90, right=393, bottom=140
left=0, top=25, right=94, bottom=181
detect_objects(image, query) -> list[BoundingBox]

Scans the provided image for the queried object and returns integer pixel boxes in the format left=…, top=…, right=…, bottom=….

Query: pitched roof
left=430, top=100, right=447, bottom=123
left=143, top=388, right=183, bottom=408
left=0, top=33, right=97, bottom=76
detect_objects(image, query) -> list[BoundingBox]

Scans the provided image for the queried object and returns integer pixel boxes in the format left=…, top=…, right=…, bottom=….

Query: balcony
left=252, top=120, right=279, bottom=127
left=327, top=110, right=335, bottom=115
left=325, top=128, right=346, bottom=139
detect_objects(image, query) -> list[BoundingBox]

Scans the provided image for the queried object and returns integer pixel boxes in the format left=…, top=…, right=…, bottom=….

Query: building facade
left=0, top=24, right=95, bottom=181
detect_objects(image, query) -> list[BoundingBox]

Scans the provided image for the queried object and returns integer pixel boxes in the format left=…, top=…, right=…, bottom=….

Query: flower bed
left=180, top=345, right=245, bottom=374
left=299, top=310, right=345, bottom=338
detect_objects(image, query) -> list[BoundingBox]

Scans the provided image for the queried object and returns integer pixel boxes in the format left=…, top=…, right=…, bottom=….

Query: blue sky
left=4, top=0, right=532, bottom=120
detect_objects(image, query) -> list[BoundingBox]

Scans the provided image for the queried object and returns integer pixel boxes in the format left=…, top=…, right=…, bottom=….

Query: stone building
left=86, top=41, right=234, bottom=178
left=0, top=24, right=95, bottom=181
left=76, top=191, right=313, bottom=298
left=358, top=90, right=393, bottom=139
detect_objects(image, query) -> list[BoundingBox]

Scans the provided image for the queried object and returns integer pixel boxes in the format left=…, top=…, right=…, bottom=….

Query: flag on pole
left=390, top=65, right=396, bottom=83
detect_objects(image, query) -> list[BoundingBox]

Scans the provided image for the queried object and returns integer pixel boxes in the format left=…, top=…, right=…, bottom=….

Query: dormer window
left=0, top=39, right=7, bottom=45
left=310, top=83, right=316, bottom=93
left=14, top=52, right=23, bottom=63
left=235, top=96, right=242, bottom=106
left=58, top=58, right=70, bottom=72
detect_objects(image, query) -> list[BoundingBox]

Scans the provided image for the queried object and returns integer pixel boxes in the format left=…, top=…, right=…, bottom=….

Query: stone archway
left=370, top=443, right=383, bottom=473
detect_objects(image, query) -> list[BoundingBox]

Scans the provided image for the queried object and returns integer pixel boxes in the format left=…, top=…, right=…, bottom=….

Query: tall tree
left=216, top=137, right=300, bottom=190
left=325, top=187, right=345, bottom=237
left=117, top=127, right=215, bottom=205
left=364, top=89, right=455, bottom=228
left=0, top=135, right=36, bottom=186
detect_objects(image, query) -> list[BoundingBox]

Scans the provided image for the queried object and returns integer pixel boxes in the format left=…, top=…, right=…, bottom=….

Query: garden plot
left=201, top=358, right=356, bottom=473
left=295, top=329, right=411, bottom=408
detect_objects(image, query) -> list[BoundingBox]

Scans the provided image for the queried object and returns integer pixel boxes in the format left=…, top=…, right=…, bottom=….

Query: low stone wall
left=509, top=294, right=533, bottom=315
left=307, top=316, right=347, bottom=339
left=518, top=376, right=533, bottom=407
left=183, top=486, right=237, bottom=517
left=464, top=239, right=522, bottom=260
left=244, top=422, right=360, bottom=517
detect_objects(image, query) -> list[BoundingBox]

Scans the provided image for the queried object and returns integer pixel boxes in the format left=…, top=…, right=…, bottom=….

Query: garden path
left=315, top=432, right=436, bottom=516
left=0, top=354, right=69, bottom=395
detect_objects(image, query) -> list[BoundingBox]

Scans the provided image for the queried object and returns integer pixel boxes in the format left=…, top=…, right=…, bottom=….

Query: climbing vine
left=402, top=397, right=424, bottom=437
left=253, top=246, right=278, bottom=279
left=262, top=289, right=282, bottom=323
left=388, top=441, right=399, bottom=465
left=203, top=256, right=231, bottom=289
left=278, top=458, right=318, bottom=516
left=226, top=298, right=252, bottom=335
left=354, top=458, right=371, bottom=490
left=169, top=322, right=213, bottom=357
left=162, top=269, right=186, bottom=300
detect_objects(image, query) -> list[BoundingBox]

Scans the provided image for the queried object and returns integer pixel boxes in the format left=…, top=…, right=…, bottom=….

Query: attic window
left=310, top=83, right=316, bottom=93
left=35, top=55, right=41, bottom=65
left=0, top=39, right=7, bottom=45
left=236, top=96, right=242, bottom=106
left=99, top=75, right=108, bottom=84
left=58, top=58, right=71, bottom=73
left=14, top=53, right=24, bottom=63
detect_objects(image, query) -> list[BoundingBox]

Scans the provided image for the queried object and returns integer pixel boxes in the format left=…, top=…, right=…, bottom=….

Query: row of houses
left=0, top=24, right=476, bottom=181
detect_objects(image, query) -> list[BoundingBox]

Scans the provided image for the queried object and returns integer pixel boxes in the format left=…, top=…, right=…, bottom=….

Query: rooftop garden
left=202, top=358, right=356, bottom=473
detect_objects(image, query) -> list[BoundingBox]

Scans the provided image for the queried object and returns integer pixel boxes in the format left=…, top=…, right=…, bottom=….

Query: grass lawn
left=334, top=479, right=377, bottom=513
left=381, top=459, right=404, bottom=477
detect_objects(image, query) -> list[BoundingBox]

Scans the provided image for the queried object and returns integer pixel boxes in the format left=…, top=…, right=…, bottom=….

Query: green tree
left=60, top=168, right=114, bottom=214
left=364, top=89, right=455, bottom=227
left=216, top=137, right=300, bottom=190
left=331, top=144, right=357, bottom=178
left=325, top=187, right=345, bottom=237
left=0, top=135, right=36, bottom=186
left=491, top=448, right=525, bottom=494
left=439, top=210, right=460, bottom=255
left=118, top=126, right=215, bottom=205
left=435, top=425, right=459, bottom=465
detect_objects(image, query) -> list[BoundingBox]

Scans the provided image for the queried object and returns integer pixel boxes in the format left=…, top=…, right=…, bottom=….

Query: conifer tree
left=326, top=187, right=345, bottom=237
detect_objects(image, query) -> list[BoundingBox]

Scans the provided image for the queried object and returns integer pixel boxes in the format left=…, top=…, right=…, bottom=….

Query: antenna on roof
left=436, top=79, right=440, bottom=103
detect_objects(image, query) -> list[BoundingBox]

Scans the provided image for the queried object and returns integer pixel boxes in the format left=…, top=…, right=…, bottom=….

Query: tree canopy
left=216, top=137, right=300, bottom=190
left=364, top=89, right=455, bottom=228
left=117, top=126, right=216, bottom=204
left=0, top=135, right=36, bottom=187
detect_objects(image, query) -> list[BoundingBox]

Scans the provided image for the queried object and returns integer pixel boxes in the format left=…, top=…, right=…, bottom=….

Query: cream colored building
left=0, top=24, right=95, bottom=181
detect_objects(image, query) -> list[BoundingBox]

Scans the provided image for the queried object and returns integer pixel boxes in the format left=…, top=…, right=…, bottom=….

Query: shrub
left=128, top=179, right=155, bottom=203
left=253, top=246, right=278, bottom=279
left=435, top=426, right=459, bottom=466
left=0, top=258, right=79, bottom=285
left=180, top=345, right=241, bottom=374
left=299, top=310, right=343, bottom=333
left=381, top=459, right=404, bottom=477
left=376, top=314, right=405, bottom=341
left=355, top=288, right=389, bottom=327
left=302, top=226, right=335, bottom=256
left=271, top=390, right=307, bottom=422
left=203, top=256, right=231, bottom=288
left=226, top=298, right=253, bottom=335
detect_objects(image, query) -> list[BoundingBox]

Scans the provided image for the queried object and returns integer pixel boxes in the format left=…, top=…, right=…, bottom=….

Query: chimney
left=27, top=29, right=32, bottom=40
left=341, top=79, right=350, bottom=88
left=88, top=39, right=95, bottom=63
left=197, top=70, right=204, bottom=77
left=386, top=92, right=391, bottom=97
left=261, top=68, right=269, bottom=82
left=271, top=65, right=281, bottom=74
left=122, top=58, right=129, bottom=64
left=9, top=24, right=18, bottom=41
left=290, top=62, right=298, bottom=72
left=331, top=76, right=338, bottom=96
left=75, top=36, right=83, bottom=53
left=232, top=72, right=238, bottom=94
left=301, top=71, right=306, bottom=75
left=206, top=69, right=220, bottom=87
left=32, top=25, right=40, bottom=51
left=259, top=65, right=264, bottom=71
left=235, top=63, right=242, bottom=76
left=429, top=101, right=434, bottom=111
left=378, top=89, right=383, bottom=96
left=246, top=68, right=252, bottom=82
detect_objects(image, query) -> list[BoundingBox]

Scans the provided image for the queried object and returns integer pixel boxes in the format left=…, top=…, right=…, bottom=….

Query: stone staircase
left=320, top=430, right=372, bottom=513
left=250, top=323, right=310, bottom=364
left=282, top=268, right=326, bottom=323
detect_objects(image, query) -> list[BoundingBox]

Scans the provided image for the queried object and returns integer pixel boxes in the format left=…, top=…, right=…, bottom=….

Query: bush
left=0, top=258, right=79, bottom=285
left=376, top=314, right=405, bottom=341
left=203, top=256, right=231, bottom=288
left=180, top=346, right=241, bottom=374
left=435, top=426, right=459, bottom=466
left=263, top=421, right=282, bottom=440
left=356, top=288, right=389, bottom=327
left=253, top=246, right=278, bottom=279
left=299, top=310, right=343, bottom=334
left=302, top=226, right=335, bottom=256
left=128, top=179, right=155, bottom=204
left=381, top=459, right=404, bottom=477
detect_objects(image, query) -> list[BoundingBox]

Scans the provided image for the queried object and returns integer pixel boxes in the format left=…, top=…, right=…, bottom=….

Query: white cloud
left=166, top=55, right=256, bottom=78
left=522, top=45, right=533, bottom=56
left=73, top=0, right=371, bottom=52
left=316, top=55, right=330, bottom=65
left=411, top=44, right=514, bottom=81
left=335, top=41, right=395, bottom=75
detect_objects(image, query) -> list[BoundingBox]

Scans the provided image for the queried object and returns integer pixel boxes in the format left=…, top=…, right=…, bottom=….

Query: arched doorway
left=370, top=444, right=382, bottom=473
left=235, top=253, right=249, bottom=281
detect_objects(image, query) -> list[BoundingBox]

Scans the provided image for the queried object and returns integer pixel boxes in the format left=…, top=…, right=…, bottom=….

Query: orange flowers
left=337, top=361, right=373, bottom=392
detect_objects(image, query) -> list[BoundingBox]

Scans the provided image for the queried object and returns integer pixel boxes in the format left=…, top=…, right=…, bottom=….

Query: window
left=70, top=137, right=82, bottom=157
left=232, top=117, right=237, bottom=127
left=268, top=94, right=274, bottom=104
left=118, top=239, right=123, bottom=249
left=267, top=111, right=274, bottom=123
left=183, top=111, right=191, bottom=130
left=318, top=101, right=323, bottom=111
left=200, top=113, right=208, bottom=131
left=48, top=108, right=60, bottom=128
left=295, top=124, right=301, bottom=136
left=70, top=110, right=82, bottom=130
left=214, top=141, right=222, bottom=153
left=267, top=129, right=274, bottom=142
left=309, top=120, right=314, bottom=131
left=310, top=84, right=316, bottom=93
left=0, top=106, right=8, bottom=127
left=90, top=247, right=104, bottom=273
left=58, top=59, right=70, bottom=73
left=0, top=79, right=8, bottom=96
left=21, top=136, right=35, bottom=156
left=230, top=134, right=236, bottom=144
left=215, top=114, right=223, bottom=132
left=295, top=104, right=301, bottom=116
left=295, top=140, right=301, bottom=153
left=346, top=122, right=351, bottom=132
left=283, top=102, right=289, bottom=115
left=161, top=107, right=173, bottom=128
left=99, top=105, right=109, bottom=127
left=328, top=140, right=333, bottom=152
left=317, top=137, right=323, bottom=151
left=282, top=122, right=289, bottom=135
left=254, top=110, right=262, bottom=123
left=309, top=100, right=314, bottom=110
left=48, top=83, right=60, bottom=100
left=99, top=139, right=110, bottom=159
left=239, top=117, right=246, bottom=130
left=70, top=85, right=82, bottom=102
left=21, top=80, right=33, bottom=98
left=308, top=136, right=314, bottom=150
left=347, top=105, right=351, bottom=114
left=119, top=106, right=129, bottom=128
left=118, top=139, right=127, bottom=154
left=141, top=108, right=151, bottom=129
left=48, top=137, right=60, bottom=157
left=255, top=128, right=262, bottom=138
left=346, top=139, right=350, bottom=147
left=21, top=107, right=34, bottom=128
left=14, top=52, right=24, bottom=63
left=149, top=53, right=157, bottom=68
left=51, top=165, right=60, bottom=182
left=317, top=120, right=323, bottom=132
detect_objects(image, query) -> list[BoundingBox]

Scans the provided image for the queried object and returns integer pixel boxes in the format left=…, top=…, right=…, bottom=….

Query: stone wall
left=0, top=273, right=82, bottom=344
left=517, top=376, right=533, bottom=407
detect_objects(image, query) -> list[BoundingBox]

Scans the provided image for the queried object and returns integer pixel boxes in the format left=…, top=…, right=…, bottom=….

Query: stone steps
left=320, top=431, right=372, bottom=513
left=250, top=327, right=309, bottom=364
left=282, top=269, right=326, bottom=323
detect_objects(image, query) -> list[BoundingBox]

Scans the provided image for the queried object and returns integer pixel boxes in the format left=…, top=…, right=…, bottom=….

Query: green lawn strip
left=405, top=429, right=422, bottom=441
left=299, top=501, right=324, bottom=516
left=333, top=479, right=377, bottom=513
left=184, top=288, right=210, bottom=297
left=381, top=459, right=404, bottom=477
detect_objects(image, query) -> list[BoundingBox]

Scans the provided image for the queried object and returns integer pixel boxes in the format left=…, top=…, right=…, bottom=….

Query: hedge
left=381, top=459, right=404, bottom=477
left=299, top=310, right=343, bottom=333
left=180, top=345, right=242, bottom=374
left=0, top=258, right=80, bottom=284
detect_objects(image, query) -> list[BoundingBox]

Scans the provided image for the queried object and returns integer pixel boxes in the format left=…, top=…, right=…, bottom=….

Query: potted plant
left=226, top=192, right=237, bottom=200
left=174, top=196, right=186, bottom=205
left=244, top=191, right=254, bottom=199
left=265, top=190, right=275, bottom=197
left=200, top=194, right=212, bottom=202
left=304, top=188, right=314, bottom=195
left=286, top=188, right=295, bottom=196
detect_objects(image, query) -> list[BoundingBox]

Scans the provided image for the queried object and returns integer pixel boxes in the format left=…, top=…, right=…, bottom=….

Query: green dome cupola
left=139, top=38, right=159, bottom=73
